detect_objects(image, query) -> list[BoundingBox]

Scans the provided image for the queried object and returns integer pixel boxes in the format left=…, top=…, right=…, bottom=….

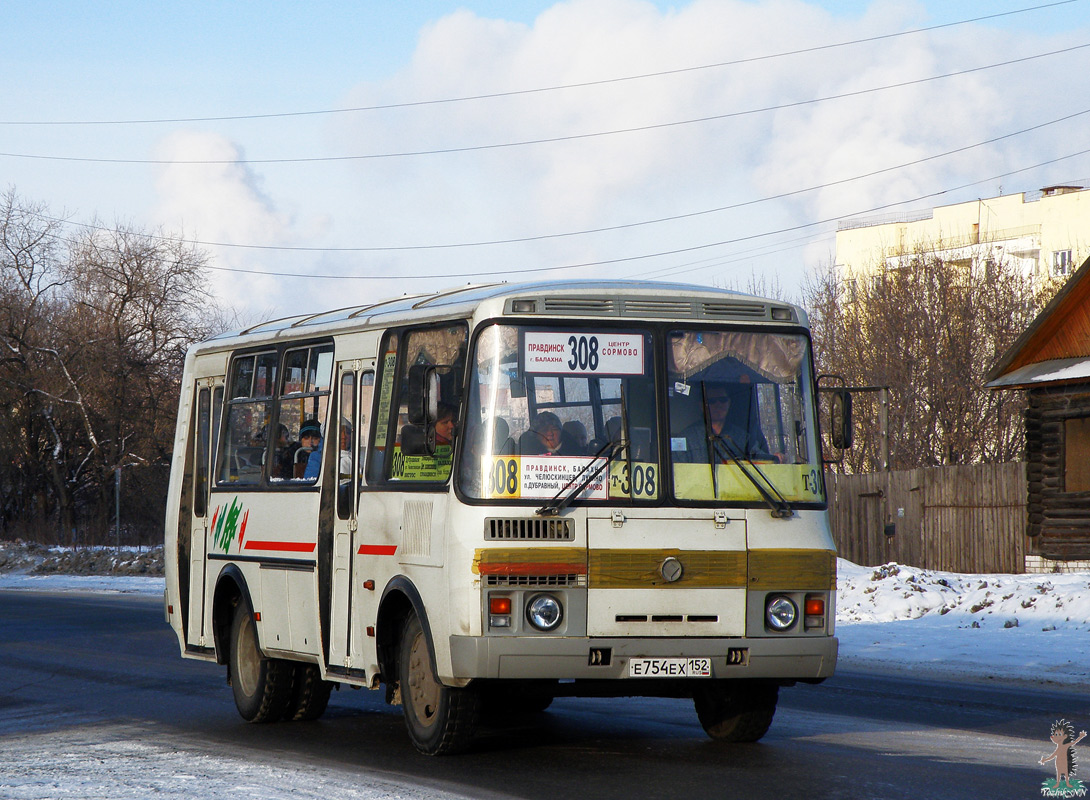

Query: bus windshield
left=458, top=323, right=824, bottom=506
left=667, top=328, right=824, bottom=504
left=460, top=323, right=658, bottom=503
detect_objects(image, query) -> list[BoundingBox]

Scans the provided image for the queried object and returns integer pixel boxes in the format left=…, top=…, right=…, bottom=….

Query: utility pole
left=115, top=466, right=121, bottom=552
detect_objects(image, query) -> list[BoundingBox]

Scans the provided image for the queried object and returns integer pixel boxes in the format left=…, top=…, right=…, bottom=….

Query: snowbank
left=835, top=560, right=1090, bottom=686
left=837, top=559, right=1090, bottom=630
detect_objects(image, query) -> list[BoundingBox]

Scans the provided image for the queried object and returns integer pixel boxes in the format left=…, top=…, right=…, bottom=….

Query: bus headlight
left=526, top=594, right=563, bottom=632
left=765, top=595, right=798, bottom=631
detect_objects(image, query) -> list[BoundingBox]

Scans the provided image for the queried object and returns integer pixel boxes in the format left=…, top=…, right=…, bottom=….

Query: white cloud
left=152, top=131, right=319, bottom=320
left=139, top=1, right=1090, bottom=316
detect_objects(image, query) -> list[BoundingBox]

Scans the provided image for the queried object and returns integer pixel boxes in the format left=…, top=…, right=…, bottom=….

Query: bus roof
left=201, top=279, right=805, bottom=351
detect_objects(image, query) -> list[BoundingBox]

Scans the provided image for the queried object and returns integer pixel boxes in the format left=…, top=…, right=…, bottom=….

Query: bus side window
left=337, top=371, right=356, bottom=520
left=194, top=388, right=210, bottom=517
left=390, top=325, right=467, bottom=483
left=368, top=333, right=399, bottom=484
left=358, top=372, right=374, bottom=490
left=217, top=352, right=277, bottom=486
left=272, top=343, right=334, bottom=485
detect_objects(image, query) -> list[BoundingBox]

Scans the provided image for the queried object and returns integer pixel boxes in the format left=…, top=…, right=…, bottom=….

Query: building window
left=1064, top=417, right=1090, bottom=493
left=1053, top=249, right=1073, bottom=276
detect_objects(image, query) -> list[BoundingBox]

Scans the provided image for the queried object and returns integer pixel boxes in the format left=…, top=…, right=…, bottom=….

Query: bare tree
left=805, top=247, right=1061, bottom=472
left=0, top=190, right=222, bottom=543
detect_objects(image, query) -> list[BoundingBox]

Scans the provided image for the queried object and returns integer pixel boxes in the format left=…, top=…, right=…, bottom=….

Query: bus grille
left=524, top=296, right=776, bottom=320
left=621, top=299, right=695, bottom=317
left=542, top=298, right=616, bottom=314
left=701, top=301, right=767, bottom=319
left=486, top=573, right=586, bottom=587
left=486, top=518, right=574, bottom=541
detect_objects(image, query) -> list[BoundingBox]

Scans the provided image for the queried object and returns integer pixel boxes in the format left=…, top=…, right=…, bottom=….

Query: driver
left=678, top=383, right=772, bottom=462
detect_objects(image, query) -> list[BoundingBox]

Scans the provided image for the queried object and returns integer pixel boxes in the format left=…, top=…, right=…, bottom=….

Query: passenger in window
left=520, top=411, right=581, bottom=456
left=338, top=419, right=353, bottom=478
left=268, top=424, right=298, bottom=480
left=298, top=418, right=323, bottom=479
left=435, top=403, right=457, bottom=446
left=679, top=383, right=774, bottom=462
left=563, top=420, right=588, bottom=454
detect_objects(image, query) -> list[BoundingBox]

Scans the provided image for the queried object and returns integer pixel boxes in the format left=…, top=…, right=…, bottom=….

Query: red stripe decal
left=243, top=540, right=316, bottom=553
left=478, top=562, right=587, bottom=576
left=357, top=544, right=398, bottom=556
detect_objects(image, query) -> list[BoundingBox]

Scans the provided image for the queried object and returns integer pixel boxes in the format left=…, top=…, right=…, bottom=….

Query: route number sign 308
left=523, top=331, right=644, bottom=376
left=566, top=335, right=599, bottom=371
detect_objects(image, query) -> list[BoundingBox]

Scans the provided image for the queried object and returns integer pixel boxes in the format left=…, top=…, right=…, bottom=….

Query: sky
left=2, top=0, right=1088, bottom=322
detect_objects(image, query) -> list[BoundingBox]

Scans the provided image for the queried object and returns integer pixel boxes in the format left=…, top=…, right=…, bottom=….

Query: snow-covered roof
left=985, top=355, right=1090, bottom=389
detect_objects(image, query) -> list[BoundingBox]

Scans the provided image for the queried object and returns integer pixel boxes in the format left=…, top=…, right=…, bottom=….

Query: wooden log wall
left=1026, top=385, right=1090, bottom=558
left=826, top=462, right=1028, bottom=573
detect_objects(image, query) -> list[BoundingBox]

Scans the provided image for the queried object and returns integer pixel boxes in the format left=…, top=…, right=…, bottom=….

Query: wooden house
left=986, top=254, right=1090, bottom=561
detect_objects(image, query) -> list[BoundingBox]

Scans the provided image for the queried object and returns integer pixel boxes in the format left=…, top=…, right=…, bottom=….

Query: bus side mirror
left=401, top=424, right=436, bottom=457
left=407, top=365, right=440, bottom=426
left=830, top=389, right=853, bottom=450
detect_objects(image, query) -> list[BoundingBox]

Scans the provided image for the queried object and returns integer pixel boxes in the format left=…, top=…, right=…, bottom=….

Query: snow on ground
left=0, top=724, right=468, bottom=800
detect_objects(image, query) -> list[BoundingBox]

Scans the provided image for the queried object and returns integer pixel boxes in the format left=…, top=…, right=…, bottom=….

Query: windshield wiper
left=537, top=385, right=632, bottom=517
left=536, top=439, right=626, bottom=517
left=708, top=432, right=794, bottom=519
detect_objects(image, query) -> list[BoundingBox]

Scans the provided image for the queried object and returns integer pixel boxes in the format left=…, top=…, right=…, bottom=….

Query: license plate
left=628, top=657, right=712, bottom=678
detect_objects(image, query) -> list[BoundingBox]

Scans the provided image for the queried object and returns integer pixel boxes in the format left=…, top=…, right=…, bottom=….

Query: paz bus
left=163, top=280, right=842, bottom=755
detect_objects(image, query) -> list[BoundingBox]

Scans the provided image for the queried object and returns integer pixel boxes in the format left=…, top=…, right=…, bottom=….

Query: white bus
left=164, top=280, right=841, bottom=755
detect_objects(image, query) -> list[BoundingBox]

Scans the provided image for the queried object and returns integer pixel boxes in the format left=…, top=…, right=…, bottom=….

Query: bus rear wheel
left=398, top=612, right=480, bottom=755
left=692, top=680, right=778, bottom=742
left=283, top=664, right=334, bottom=721
left=229, top=601, right=292, bottom=722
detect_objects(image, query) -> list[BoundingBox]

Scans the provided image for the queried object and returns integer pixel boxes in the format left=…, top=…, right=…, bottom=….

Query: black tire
left=693, top=680, right=778, bottom=742
left=398, top=612, right=480, bottom=755
left=228, top=601, right=292, bottom=723
left=283, top=663, right=334, bottom=722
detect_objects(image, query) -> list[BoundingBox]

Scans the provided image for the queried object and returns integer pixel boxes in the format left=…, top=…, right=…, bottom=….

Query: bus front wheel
left=228, top=601, right=292, bottom=722
left=692, top=680, right=778, bottom=742
left=398, top=612, right=480, bottom=755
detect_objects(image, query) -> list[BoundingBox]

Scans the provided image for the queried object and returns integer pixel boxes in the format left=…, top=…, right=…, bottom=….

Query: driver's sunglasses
left=707, top=397, right=729, bottom=405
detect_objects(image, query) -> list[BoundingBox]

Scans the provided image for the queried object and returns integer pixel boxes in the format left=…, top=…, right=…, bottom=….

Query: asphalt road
left=1, top=590, right=1084, bottom=800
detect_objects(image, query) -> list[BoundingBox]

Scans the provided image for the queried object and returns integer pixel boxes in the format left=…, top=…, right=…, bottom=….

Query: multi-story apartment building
left=835, top=184, right=1090, bottom=280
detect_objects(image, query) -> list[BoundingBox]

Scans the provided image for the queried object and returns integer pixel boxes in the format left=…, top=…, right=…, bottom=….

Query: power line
left=178, top=148, right=1090, bottom=281
left=29, top=107, right=1090, bottom=253
left=1, top=43, right=1086, bottom=166
left=1, top=0, right=1079, bottom=127
left=35, top=150, right=1090, bottom=284
left=632, top=232, right=839, bottom=282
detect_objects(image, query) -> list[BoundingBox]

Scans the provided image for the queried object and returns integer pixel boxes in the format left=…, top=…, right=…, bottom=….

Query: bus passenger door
left=188, top=380, right=222, bottom=648
left=329, top=366, right=373, bottom=670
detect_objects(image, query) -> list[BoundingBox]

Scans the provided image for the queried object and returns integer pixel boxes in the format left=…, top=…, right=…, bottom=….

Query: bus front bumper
left=448, top=634, right=837, bottom=682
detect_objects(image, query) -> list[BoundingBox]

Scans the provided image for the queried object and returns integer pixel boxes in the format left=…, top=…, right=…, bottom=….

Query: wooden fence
left=825, top=462, right=1029, bottom=573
